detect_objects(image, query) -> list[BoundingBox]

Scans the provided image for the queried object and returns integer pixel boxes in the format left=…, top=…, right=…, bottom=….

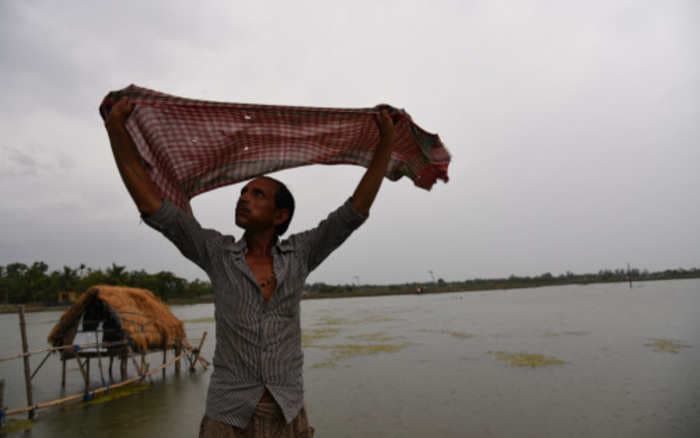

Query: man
left=105, top=97, right=395, bottom=437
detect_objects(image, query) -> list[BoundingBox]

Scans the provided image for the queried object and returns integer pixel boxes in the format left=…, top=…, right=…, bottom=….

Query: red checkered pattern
left=100, top=84, right=450, bottom=213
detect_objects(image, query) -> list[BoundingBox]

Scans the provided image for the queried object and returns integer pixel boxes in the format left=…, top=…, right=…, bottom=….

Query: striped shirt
left=143, top=198, right=366, bottom=428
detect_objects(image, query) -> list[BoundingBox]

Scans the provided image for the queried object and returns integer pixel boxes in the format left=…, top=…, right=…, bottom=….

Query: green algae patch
left=0, top=419, right=34, bottom=434
left=347, top=332, right=398, bottom=342
left=317, top=343, right=409, bottom=362
left=544, top=330, right=591, bottom=337
left=314, top=314, right=395, bottom=327
left=82, top=383, right=151, bottom=406
left=361, top=315, right=395, bottom=323
left=310, top=359, right=338, bottom=369
left=302, top=328, right=340, bottom=347
left=490, top=351, right=567, bottom=368
left=419, top=329, right=474, bottom=339
left=443, top=330, right=473, bottom=339
left=644, top=338, right=691, bottom=354
left=184, top=317, right=215, bottom=324
left=315, top=316, right=353, bottom=326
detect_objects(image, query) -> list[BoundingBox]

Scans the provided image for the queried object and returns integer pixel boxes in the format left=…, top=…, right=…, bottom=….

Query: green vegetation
left=81, top=383, right=151, bottom=406
left=1, top=262, right=699, bottom=310
left=644, top=338, right=691, bottom=354
left=490, top=351, right=567, bottom=368
left=0, top=262, right=211, bottom=307
left=543, top=330, right=590, bottom=337
left=302, top=327, right=340, bottom=347
left=0, top=419, right=34, bottom=434
left=310, top=343, right=410, bottom=368
left=0, top=418, right=34, bottom=435
left=419, top=329, right=474, bottom=339
left=347, top=332, right=398, bottom=342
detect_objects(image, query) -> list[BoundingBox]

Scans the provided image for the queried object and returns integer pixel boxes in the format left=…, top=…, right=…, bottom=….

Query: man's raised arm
left=351, top=110, right=396, bottom=215
left=104, top=97, right=162, bottom=216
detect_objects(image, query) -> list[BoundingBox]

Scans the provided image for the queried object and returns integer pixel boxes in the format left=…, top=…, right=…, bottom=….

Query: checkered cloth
left=100, top=84, right=450, bottom=212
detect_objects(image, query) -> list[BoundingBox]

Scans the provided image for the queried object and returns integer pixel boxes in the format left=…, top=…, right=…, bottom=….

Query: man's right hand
left=105, top=97, right=135, bottom=130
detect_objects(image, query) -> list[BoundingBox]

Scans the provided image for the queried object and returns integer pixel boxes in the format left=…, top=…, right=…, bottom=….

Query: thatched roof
left=48, top=285, right=186, bottom=352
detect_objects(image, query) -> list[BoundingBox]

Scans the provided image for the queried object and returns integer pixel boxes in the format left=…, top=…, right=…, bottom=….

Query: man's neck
left=244, top=230, right=277, bottom=256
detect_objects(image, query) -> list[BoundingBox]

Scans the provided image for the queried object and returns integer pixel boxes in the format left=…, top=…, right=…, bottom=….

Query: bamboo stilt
left=108, top=356, right=114, bottom=383
left=18, top=306, right=34, bottom=420
left=76, top=357, right=90, bottom=391
left=120, top=355, right=127, bottom=381
left=162, top=345, right=167, bottom=380
left=61, top=358, right=66, bottom=388
left=95, top=332, right=106, bottom=387
left=190, top=332, right=207, bottom=372
left=174, top=342, right=182, bottom=374
left=1, top=378, right=5, bottom=426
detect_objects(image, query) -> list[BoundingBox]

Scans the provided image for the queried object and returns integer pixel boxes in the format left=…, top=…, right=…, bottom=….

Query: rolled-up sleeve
left=293, top=198, right=367, bottom=273
left=142, top=200, right=223, bottom=273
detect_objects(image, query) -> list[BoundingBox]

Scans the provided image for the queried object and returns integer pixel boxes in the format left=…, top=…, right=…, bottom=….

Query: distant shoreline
left=2, top=275, right=698, bottom=314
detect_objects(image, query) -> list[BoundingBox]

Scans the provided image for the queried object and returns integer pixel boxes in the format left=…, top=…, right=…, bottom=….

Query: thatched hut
left=49, top=285, right=185, bottom=353
left=48, top=285, right=187, bottom=385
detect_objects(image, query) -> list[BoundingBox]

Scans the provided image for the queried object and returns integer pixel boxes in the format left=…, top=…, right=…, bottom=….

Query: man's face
left=235, top=178, right=287, bottom=232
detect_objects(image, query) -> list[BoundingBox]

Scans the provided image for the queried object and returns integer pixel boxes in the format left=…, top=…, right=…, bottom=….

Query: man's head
left=235, top=177, right=295, bottom=236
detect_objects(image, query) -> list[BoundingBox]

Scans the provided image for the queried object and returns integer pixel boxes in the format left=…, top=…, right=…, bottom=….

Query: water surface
left=1, top=280, right=698, bottom=437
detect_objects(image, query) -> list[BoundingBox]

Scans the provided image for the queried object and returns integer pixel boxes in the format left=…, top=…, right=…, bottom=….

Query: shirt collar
left=223, top=236, right=295, bottom=254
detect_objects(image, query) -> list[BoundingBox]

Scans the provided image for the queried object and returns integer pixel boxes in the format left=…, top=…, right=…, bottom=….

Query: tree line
left=1, top=261, right=699, bottom=305
left=0, top=262, right=211, bottom=304
left=306, top=266, right=700, bottom=295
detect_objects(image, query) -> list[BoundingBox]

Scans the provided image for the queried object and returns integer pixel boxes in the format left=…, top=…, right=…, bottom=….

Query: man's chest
left=245, top=254, right=276, bottom=302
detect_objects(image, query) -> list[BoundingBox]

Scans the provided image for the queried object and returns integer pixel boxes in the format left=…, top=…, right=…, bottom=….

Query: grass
left=644, top=338, right=691, bottom=354
left=489, top=351, right=567, bottom=368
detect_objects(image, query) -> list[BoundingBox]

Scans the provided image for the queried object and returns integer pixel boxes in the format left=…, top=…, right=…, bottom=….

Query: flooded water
left=1, top=279, right=699, bottom=437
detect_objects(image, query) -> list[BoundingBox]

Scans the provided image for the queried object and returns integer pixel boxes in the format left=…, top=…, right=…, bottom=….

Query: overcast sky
left=1, top=1, right=698, bottom=285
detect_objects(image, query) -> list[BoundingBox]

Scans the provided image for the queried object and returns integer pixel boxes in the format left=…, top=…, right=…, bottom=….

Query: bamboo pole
left=95, top=333, right=106, bottom=387
left=108, top=356, right=114, bottom=383
left=30, top=351, right=53, bottom=380
left=0, top=339, right=128, bottom=363
left=174, top=341, right=182, bottom=374
left=162, top=344, right=167, bottom=380
left=1, top=378, right=5, bottom=427
left=18, top=306, right=34, bottom=420
left=76, top=357, right=90, bottom=391
left=120, top=354, right=127, bottom=381
left=5, top=350, right=187, bottom=417
left=190, top=332, right=208, bottom=372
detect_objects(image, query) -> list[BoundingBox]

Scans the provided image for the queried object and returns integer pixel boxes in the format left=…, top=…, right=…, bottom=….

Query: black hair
left=262, top=176, right=295, bottom=236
